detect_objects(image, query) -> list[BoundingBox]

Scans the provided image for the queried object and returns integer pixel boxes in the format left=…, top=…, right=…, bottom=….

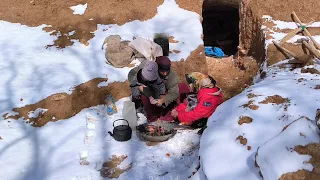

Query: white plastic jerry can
left=122, top=100, right=137, bottom=129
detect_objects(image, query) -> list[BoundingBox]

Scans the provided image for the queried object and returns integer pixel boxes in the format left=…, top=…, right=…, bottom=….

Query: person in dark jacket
left=128, top=60, right=166, bottom=108
left=171, top=72, right=223, bottom=125
left=128, top=56, right=189, bottom=122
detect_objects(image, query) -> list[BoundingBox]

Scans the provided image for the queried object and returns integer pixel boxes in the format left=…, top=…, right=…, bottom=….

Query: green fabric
left=163, top=71, right=180, bottom=107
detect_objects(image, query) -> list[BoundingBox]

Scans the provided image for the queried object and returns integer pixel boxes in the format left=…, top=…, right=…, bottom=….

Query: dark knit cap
left=155, top=56, right=171, bottom=72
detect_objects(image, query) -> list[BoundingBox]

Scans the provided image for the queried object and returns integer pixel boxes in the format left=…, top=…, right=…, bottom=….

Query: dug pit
left=202, top=0, right=239, bottom=55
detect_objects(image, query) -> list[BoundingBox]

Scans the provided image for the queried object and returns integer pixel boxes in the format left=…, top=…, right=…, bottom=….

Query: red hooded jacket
left=175, top=87, right=223, bottom=124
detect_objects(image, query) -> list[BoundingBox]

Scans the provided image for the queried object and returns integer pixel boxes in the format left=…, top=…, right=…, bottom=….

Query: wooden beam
left=280, top=21, right=314, bottom=44
left=273, top=40, right=297, bottom=57
left=302, top=41, right=320, bottom=59
left=292, top=12, right=320, bottom=50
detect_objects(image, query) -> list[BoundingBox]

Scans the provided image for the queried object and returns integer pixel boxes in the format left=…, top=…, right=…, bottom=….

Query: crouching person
left=128, top=60, right=166, bottom=112
left=171, top=72, right=223, bottom=126
left=128, top=56, right=189, bottom=122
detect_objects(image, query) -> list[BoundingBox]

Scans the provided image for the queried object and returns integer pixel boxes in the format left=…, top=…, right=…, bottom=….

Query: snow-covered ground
left=1, top=0, right=320, bottom=179
left=200, top=61, right=320, bottom=180
left=198, top=17, right=320, bottom=180
left=0, top=97, right=201, bottom=180
left=0, top=1, right=204, bottom=180
left=0, top=0, right=202, bottom=118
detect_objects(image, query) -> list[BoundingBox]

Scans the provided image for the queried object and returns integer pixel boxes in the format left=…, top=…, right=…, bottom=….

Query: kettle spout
left=108, top=131, right=113, bottom=137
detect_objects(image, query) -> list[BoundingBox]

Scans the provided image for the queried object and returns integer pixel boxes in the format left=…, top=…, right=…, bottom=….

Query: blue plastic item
left=204, top=46, right=225, bottom=57
left=106, top=94, right=117, bottom=115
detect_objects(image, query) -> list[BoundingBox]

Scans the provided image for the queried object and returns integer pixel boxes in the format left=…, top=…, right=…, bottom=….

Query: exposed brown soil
left=280, top=170, right=320, bottom=180
left=259, top=95, right=290, bottom=105
left=238, top=0, right=266, bottom=64
left=5, top=78, right=130, bottom=127
left=169, top=36, right=179, bottom=43
left=280, top=143, right=320, bottom=180
left=301, top=68, right=320, bottom=75
left=315, top=85, right=320, bottom=89
left=238, top=116, right=253, bottom=125
left=100, top=155, right=132, bottom=179
left=206, top=56, right=259, bottom=100
left=298, top=78, right=306, bottom=82
left=175, top=0, right=203, bottom=15
left=250, top=0, right=320, bottom=23
left=236, top=135, right=248, bottom=146
left=171, top=45, right=208, bottom=83
left=247, top=146, right=251, bottom=151
left=172, top=50, right=181, bottom=54
left=241, top=100, right=259, bottom=110
left=247, top=93, right=261, bottom=99
left=0, top=0, right=164, bottom=48
left=249, top=104, right=259, bottom=110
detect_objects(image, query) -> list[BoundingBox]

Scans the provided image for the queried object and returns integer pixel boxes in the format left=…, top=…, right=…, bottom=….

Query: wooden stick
left=302, top=41, right=320, bottom=59
left=280, top=21, right=314, bottom=44
left=273, top=40, right=297, bottom=57
left=292, top=12, right=320, bottom=50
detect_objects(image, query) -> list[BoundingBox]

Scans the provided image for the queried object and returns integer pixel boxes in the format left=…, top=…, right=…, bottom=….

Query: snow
left=261, top=15, right=320, bottom=47
left=70, top=3, right=88, bottom=15
left=0, top=97, right=201, bottom=180
left=0, top=0, right=202, bottom=117
left=1, top=1, right=320, bottom=179
left=200, top=64, right=320, bottom=180
left=256, top=117, right=320, bottom=180
left=0, top=0, right=203, bottom=179
left=96, top=0, right=202, bottom=61
left=28, top=108, right=49, bottom=118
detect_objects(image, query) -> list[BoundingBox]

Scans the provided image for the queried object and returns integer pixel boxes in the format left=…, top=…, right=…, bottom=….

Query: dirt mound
left=206, top=56, right=259, bottom=100
left=171, top=45, right=208, bottom=82
left=5, top=78, right=130, bottom=127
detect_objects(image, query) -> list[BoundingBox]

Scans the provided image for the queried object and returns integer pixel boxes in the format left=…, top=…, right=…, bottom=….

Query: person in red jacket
left=171, top=72, right=223, bottom=125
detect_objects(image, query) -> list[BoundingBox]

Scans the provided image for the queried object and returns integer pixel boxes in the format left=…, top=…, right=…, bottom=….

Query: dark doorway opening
left=202, top=3, right=239, bottom=56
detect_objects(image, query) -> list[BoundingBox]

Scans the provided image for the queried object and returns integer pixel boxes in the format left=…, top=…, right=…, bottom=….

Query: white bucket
left=122, top=101, right=137, bottom=129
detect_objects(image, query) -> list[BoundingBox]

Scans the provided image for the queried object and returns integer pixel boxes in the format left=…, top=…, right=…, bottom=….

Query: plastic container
left=122, top=101, right=137, bottom=129
left=106, top=94, right=117, bottom=115
left=154, top=33, right=169, bottom=56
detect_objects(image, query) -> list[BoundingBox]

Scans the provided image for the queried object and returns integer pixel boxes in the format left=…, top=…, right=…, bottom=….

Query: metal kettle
left=108, top=119, right=132, bottom=142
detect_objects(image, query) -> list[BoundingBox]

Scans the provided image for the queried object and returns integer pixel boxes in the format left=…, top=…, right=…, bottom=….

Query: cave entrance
left=202, top=1, right=240, bottom=56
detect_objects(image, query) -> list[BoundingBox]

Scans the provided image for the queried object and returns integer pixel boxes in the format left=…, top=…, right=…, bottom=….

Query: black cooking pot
left=108, top=119, right=132, bottom=142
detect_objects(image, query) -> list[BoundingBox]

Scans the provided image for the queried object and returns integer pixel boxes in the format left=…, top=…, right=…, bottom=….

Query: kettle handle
left=113, top=119, right=130, bottom=127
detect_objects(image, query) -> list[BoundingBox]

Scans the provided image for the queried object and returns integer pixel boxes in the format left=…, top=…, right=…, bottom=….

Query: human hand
left=149, top=97, right=158, bottom=105
left=171, top=109, right=178, bottom=118
left=138, top=85, right=146, bottom=92
left=156, top=98, right=164, bottom=107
